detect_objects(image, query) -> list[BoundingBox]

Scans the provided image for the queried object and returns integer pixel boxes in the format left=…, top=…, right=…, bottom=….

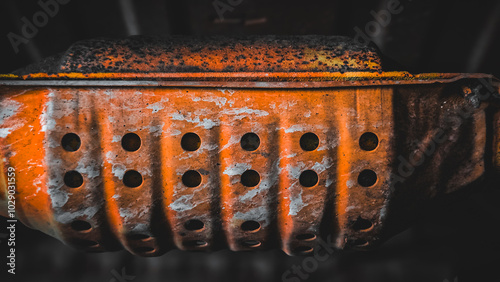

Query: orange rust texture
left=0, top=82, right=494, bottom=256
left=0, top=85, right=395, bottom=255
left=52, top=37, right=382, bottom=73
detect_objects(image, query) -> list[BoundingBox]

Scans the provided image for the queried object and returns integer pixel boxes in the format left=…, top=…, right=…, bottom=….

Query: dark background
left=1, top=0, right=500, bottom=281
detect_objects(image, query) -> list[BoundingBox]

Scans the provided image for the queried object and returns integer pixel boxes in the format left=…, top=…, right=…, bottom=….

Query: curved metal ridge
left=14, top=36, right=382, bottom=74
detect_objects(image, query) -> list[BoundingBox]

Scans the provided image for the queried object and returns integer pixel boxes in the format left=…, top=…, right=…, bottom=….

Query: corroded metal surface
left=1, top=36, right=499, bottom=256
left=15, top=36, right=382, bottom=74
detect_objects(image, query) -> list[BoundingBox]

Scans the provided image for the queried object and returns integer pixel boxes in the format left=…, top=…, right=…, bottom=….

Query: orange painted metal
left=1, top=36, right=499, bottom=256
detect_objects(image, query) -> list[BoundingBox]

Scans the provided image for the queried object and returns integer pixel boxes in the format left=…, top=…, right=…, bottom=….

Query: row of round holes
left=61, top=131, right=379, bottom=153
left=61, top=132, right=380, bottom=189
left=349, top=132, right=379, bottom=247
left=69, top=218, right=318, bottom=252
left=62, top=131, right=380, bottom=249
left=64, top=167, right=377, bottom=189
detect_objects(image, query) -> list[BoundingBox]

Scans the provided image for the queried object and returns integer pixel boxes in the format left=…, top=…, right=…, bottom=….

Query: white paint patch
left=191, top=95, right=227, bottom=107
left=119, top=208, right=135, bottom=221
left=171, top=113, right=220, bottom=129
left=55, top=206, right=99, bottom=224
left=346, top=179, right=355, bottom=188
left=239, top=176, right=273, bottom=202
left=220, top=135, right=239, bottom=152
left=48, top=188, right=70, bottom=209
left=287, top=162, right=306, bottom=180
left=0, top=128, right=13, bottom=138
left=146, top=101, right=165, bottom=113
left=199, top=118, right=218, bottom=129
left=1, top=120, right=25, bottom=138
left=218, top=89, right=236, bottom=96
left=223, top=163, right=251, bottom=176
left=169, top=194, right=194, bottom=212
left=379, top=204, right=387, bottom=221
left=283, top=125, right=304, bottom=133
left=221, top=107, right=269, bottom=120
left=47, top=158, right=70, bottom=209
left=311, top=156, right=333, bottom=173
left=149, top=123, right=164, bottom=136
left=304, top=111, right=311, bottom=117
left=233, top=206, right=270, bottom=227
left=40, top=94, right=76, bottom=133
left=112, top=135, right=122, bottom=143
left=112, top=164, right=126, bottom=180
left=326, top=178, right=334, bottom=187
left=131, top=223, right=149, bottom=232
left=0, top=99, right=21, bottom=125
left=278, top=100, right=298, bottom=110
left=76, top=159, right=101, bottom=179
left=345, top=206, right=356, bottom=212
left=289, top=188, right=307, bottom=216
left=170, top=129, right=182, bottom=136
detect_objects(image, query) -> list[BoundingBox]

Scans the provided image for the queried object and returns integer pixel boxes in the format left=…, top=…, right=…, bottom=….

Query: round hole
left=300, top=133, right=319, bottom=151
left=70, top=239, right=99, bottom=248
left=182, top=170, right=202, bottom=187
left=352, top=217, right=373, bottom=231
left=64, top=171, right=84, bottom=188
left=240, top=133, right=260, bottom=151
left=70, top=220, right=92, bottom=232
left=299, top=170, right=318, bottom=187
left=359, top=132, right=379, bottom=151
left=127, top=233, right=152, bottom=241
left=358, top=170, right=377, bottom=187
left=61, top=133, right=81, bottom=152
left=241, top=221, right=261, bottom=232
left=242, top=240, right=261, bottom=248
left=123, top=170, right=143, bottom=188
left=296, top=233, right=317, bottom=241
left=121, top=133, right=141, bottom=152
left=184, top=219, right=205, bottom=231
left=294, top=246, right=314, bottom=255
left=241, top=170, right=260, bottom=187
left=184, top=240, right=208, bottom=248
left=135, top=246, right=156, bottom=254
left=181, top=133, right=201, bottom=151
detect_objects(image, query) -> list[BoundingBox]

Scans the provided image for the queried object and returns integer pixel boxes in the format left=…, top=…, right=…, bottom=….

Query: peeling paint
left=233, top=206, right=270, bottom=227
left=55, top=206, right=99, bottom=224
left=169, top=194, right=195, bottom=212
left=112, top=164, right=126, bottom=180
left=0, top=99, right=21, bottom=125
left=223, top=163, right=251, bottom=176
left=289, top=188, right=307, bottom=216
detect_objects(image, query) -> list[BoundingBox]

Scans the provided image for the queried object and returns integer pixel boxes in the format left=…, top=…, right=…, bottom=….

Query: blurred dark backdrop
left=1, top=0, right=500, bottom=281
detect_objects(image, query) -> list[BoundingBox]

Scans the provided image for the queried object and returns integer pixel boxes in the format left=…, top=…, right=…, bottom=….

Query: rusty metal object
left=0, top=36, right=499, bottom=256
